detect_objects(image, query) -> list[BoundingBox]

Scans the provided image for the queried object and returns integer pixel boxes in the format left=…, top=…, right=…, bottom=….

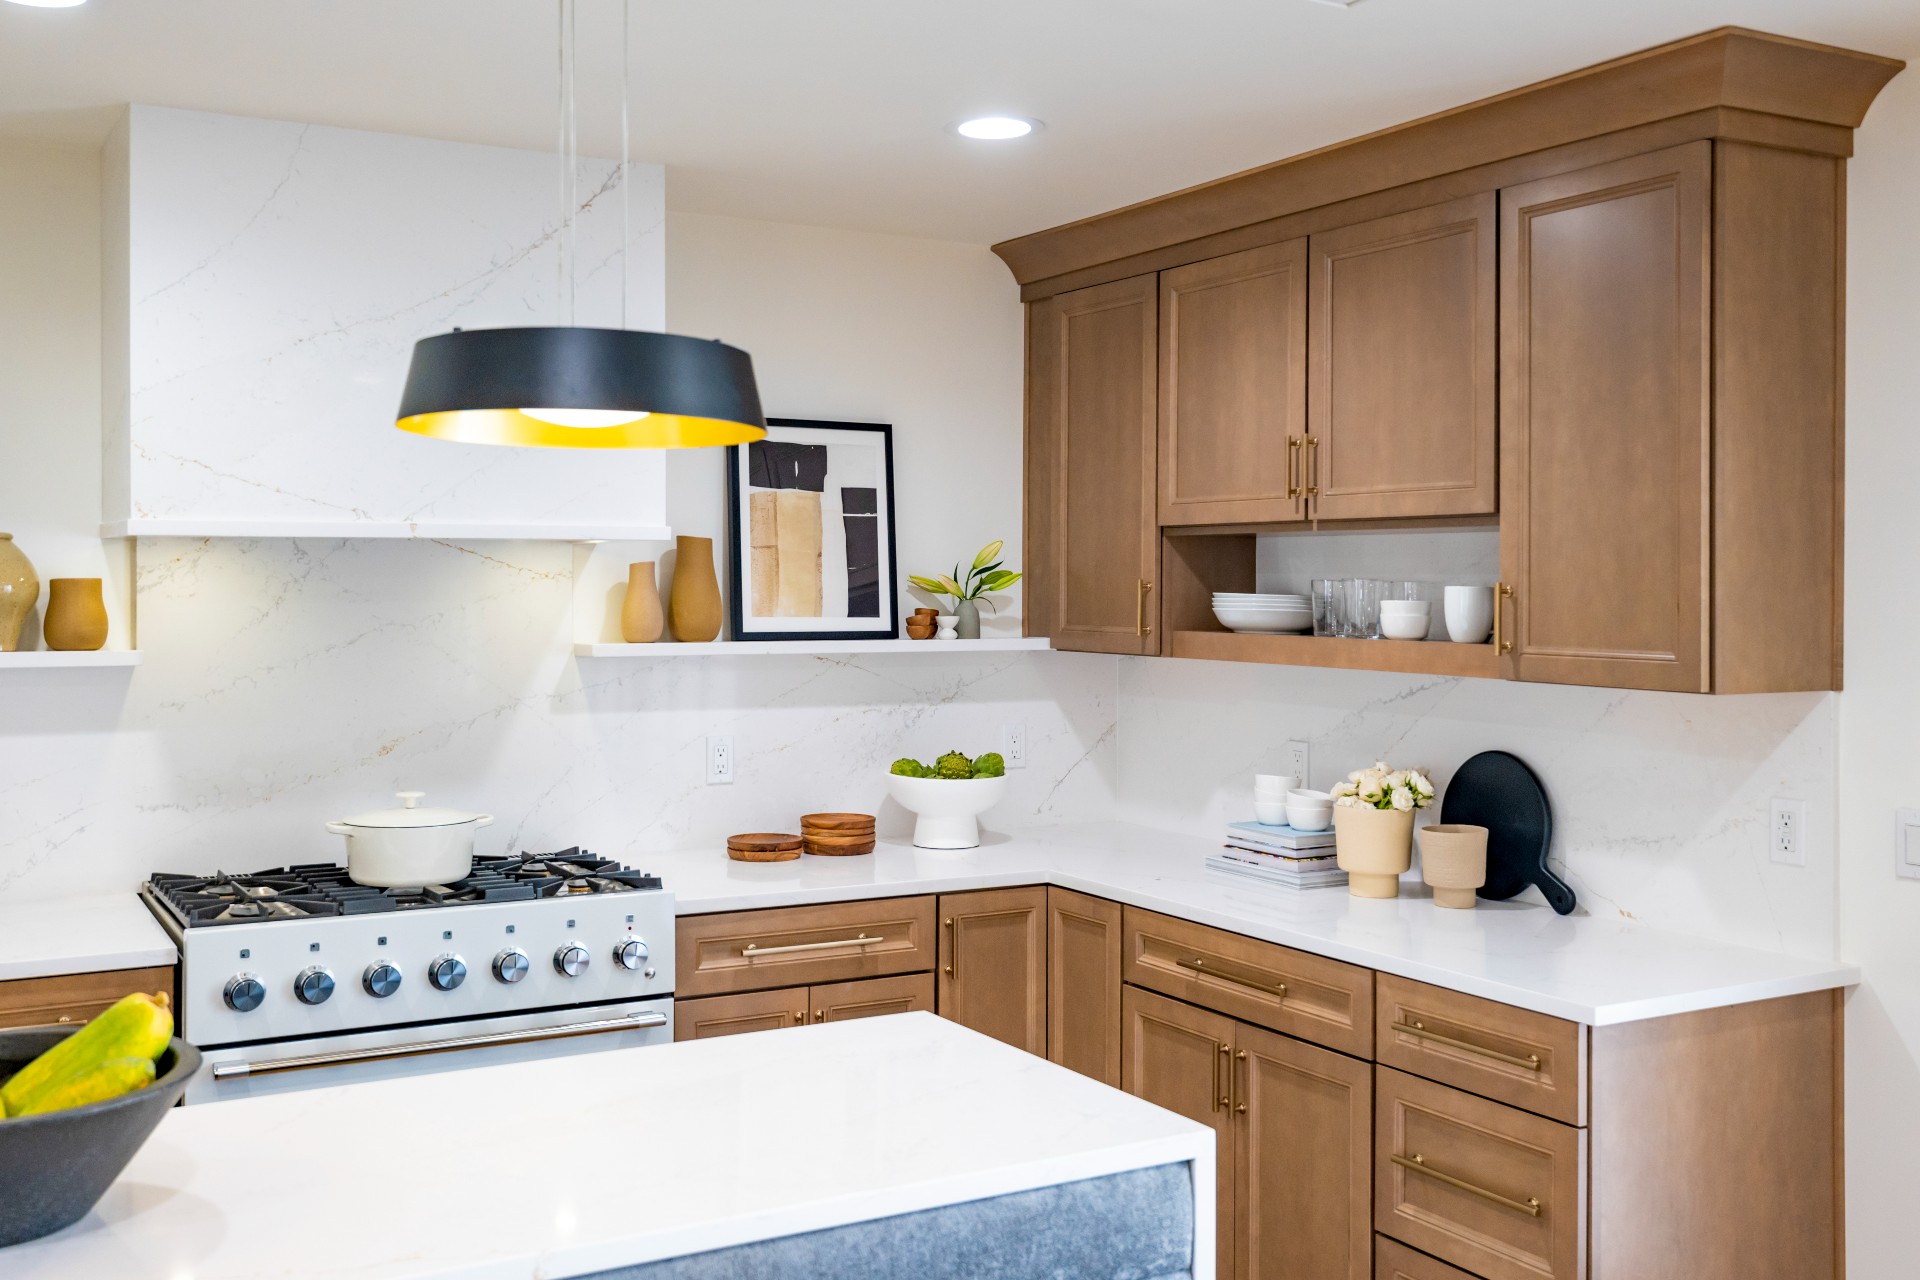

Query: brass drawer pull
left=1494, top=582, right=1514, bottom=654
left=944, top=917, right=957, bottom=979
left=1286, top=436, right=1302, bottom=499
left=1213, top=1042, right=1231, bottom=1112
left=1175, top=956, right=1287, bottom=999
left=1136, top=580, right=1154, bottom=637
left=1234, top=1049, right=1248, bottom=1114
left=742, top=934, right=882, bottom=958
left=1391, top=1019, right=1542, bottom=1071
left=1392, top=1153, right=1542, bottom=1218
left=1303, top=435, right=1321, bottom=498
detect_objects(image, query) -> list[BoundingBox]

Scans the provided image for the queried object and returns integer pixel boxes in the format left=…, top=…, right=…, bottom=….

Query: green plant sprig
left=910, top=541, right=1023, bottom=611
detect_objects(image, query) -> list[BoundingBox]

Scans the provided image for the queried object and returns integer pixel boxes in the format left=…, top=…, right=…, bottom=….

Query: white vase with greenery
left=911, top=542, right=1021, bottom=640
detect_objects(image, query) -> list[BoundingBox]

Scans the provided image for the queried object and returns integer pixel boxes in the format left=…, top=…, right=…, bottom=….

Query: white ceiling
left=0, top=1, right=1914, bottom=246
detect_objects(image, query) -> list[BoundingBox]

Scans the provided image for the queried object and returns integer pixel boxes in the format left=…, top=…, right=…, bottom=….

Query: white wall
left=1837, top=66, right=1920, bottom=1280
left=661, top=211, right=1029, bottom=635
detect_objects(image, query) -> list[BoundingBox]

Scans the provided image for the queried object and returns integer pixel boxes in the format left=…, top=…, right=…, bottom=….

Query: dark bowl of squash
left=0, top=1027, right=200, bottom=1249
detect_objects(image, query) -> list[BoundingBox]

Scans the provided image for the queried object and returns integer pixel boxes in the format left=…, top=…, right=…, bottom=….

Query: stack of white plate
left=1212, top=592, right=1311, bottom=634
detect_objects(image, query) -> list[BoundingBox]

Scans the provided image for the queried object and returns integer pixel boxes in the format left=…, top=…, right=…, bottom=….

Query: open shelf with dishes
left=1162, top=526, right=1501, bottom=679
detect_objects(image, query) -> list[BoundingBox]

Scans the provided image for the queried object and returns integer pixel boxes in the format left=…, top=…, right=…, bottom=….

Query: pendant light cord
left=557, top=0, right=579, bottom=327
left=620, top=0, right=631, bottom=331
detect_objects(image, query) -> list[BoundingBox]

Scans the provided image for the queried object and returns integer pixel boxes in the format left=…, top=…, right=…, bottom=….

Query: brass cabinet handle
left=1304, top=436, right=1320, bottom=498
left=1136, top=580, right=1154, bottom=637
left=1494, top=582, right=1514, bottom=654
left=813, top=1009, right=825, bottom=1022
left=1213, top=1042, right=1231, bottom=1113
left=1286, top=436, right=1302, bottom=499
left=943, top=917, right=957, bottom=979
left=742, top=934, right=881, bottom=958
left=1175, top=955, right=1288, bottom=999
left=1234, top=1049, right=1248, bottom=1115
left=793, top=1010, right=806, bottom=1023
left=1391, top=1019, right=1542, bottom=1071
left=1392, top=1153, right=1542, bottom=1218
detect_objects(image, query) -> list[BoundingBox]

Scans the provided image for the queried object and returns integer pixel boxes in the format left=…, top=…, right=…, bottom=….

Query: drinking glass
left=1343, top=578, right=1381, bottom=639
left=1311, top=578, right=1343, bottom=637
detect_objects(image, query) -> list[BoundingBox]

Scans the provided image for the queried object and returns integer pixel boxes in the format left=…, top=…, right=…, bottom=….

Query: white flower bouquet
left=1330, top=761, right=1435, bottom=814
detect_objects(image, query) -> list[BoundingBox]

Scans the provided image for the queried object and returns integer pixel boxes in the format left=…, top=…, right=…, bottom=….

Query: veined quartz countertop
left=0, top=893, right=176, bottom=981
left=3, top=1013, right=1213, bottom=1280
left=647, top=821, right=1857, bottom=1026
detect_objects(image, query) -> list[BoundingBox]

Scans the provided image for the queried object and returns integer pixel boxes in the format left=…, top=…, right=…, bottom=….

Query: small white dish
left=1381, top=614, right=1431, bottom=640
left=1254, top=799, right=1289, bottom=825
left=1285, top=788, right=1333, bottom=831
left=1254, top=773, right=1297, bottom=796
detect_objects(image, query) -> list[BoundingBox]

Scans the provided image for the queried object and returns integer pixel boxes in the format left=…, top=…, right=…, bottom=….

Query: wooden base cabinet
left=675, top=973, right=935, bottom=1042
left=936, top=887, right=1047, bottom=1055
left=1124, top=984, right=1371, bottom=1280
left=0, top=965, right=177, bottom=1030
left=1046, top=887, right=1122, bottom=1086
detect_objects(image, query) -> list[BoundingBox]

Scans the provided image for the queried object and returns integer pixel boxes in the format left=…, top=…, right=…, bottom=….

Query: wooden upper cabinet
left=1159, top=240, right=1308, bottom=526
left=1039, top=275, right=1160, bottom=654
left=936, top=887, right=1047, bottom=1055
left=1499, top=143, right=1711, bottom=692
left=1308, top=195, right=1496, bottom=521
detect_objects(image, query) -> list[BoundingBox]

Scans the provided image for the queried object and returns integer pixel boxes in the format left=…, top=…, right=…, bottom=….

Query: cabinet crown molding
left=992, top=27, right=1903, bottom=291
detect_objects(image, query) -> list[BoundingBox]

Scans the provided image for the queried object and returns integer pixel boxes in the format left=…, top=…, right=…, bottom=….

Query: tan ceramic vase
left=668, top=536, right=722, bottom=643
left=43, top=578, right=108, bottom=652
left=620, top=561, right=665, bottom=644
left=1333, top=804, right=1417, bottom=898
left=1419, top=824, right=1490, bottom=909
left=0, top=534, right=38, bottom=652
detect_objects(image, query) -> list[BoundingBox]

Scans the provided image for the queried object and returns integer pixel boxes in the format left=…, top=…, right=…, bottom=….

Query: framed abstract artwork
left=726, top=418, right=900, bottom=642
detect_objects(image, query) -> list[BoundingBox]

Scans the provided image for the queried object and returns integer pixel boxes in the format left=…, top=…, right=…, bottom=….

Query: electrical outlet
left=1003, top=724, right=1027, bottom=769
left=706, top=735, right=734, bottom=786
left=1770, top=797, right=1806, bottom=866
left=1896, top=809, right=1920, bottom=881
left=1287, top=740, right=1311, bottom=788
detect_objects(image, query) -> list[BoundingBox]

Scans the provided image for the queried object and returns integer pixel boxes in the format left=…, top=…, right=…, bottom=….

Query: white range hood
left=100, top=105, right=670, bottom=540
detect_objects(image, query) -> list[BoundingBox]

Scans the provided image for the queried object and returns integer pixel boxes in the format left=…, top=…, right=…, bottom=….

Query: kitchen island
left=3, top=1012, right=1212, bottom=1279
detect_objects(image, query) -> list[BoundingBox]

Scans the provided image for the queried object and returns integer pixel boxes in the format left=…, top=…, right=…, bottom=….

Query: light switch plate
left=1897, top=809, right=1920, bottom=881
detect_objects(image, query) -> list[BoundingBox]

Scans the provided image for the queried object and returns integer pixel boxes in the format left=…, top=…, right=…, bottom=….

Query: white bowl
left=1253, top=799, right=1289, bottom=825
left=1254, top=773, right=1297, bottom=795
left=1381, top=614, right=1431, bottom=640
left=1213, top=606, right=1311, bottom=634
left=1379, top=601, right=1431, bottom=614
left=1286, top=802, right=1333, bottom=832
left=1213, top=593, right=1307, bottom=601
left=885, top=774, right=1010, bottom=849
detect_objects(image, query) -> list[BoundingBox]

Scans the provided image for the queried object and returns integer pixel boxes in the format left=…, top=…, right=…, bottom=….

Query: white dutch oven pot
left=325, top=791, right=494, bottom=887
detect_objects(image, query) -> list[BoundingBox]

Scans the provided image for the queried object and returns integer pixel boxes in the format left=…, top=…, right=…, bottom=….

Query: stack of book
left=1206, top=820, right=1346, bottom=890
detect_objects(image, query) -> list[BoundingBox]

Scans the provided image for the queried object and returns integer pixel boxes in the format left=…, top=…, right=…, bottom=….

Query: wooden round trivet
left=727, top=832, right=804, bottom=863
left=799, top=813, right=877, bottom=832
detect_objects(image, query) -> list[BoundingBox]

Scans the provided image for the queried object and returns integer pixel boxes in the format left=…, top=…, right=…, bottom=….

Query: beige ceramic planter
left=1333, top=805, right=1416, bottom=898
left=1419, top=824, right=1490, bottom=909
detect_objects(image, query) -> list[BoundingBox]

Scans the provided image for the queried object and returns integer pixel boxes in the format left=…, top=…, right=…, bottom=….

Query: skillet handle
left=1534, top=867, right=1577, bottom=916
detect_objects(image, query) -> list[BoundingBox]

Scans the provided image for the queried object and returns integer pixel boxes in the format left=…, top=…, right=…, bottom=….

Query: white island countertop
left=5, top=1013, right=1212, bottom=1280
left=0, top=892, right=175, bottom=981
left=647, top=821, right=1858, bottom=1026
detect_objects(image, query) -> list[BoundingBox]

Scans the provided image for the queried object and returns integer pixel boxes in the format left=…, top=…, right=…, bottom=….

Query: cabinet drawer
left=1123, top=906, right=1373, bottom=1056
left=1377, top=975, right=1587, bottom=1125
left=1376, top=1067, right=1585, bottom=1280
left=677, top=897, right=936, bottom=997
left=810, top=973, right=934, bottom=1024
left=0, top=965, right=176, bottom=1031
left=1375, top=1235, right=1481, bottom=1280
left=674, top=988, right=805, bottom=1040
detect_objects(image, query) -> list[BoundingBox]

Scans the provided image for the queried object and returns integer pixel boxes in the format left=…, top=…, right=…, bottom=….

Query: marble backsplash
left=0, top=538, right=1117, bottom=901
left=1114, top=657, right=1838, bottom=958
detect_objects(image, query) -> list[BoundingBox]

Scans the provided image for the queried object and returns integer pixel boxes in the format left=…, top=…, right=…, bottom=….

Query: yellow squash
left=0, top=991, right=172, bottom=1116
left=11, top=1056, right=156, bottom=1117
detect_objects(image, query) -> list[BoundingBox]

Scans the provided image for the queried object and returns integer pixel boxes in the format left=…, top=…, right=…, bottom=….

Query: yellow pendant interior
left=396, top=409, right=767, bottom=449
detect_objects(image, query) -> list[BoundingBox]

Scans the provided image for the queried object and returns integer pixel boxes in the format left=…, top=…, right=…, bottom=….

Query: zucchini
left=11, top=1056, right=156, bottom=1116
left=0, top=992, right=172, bottom=1116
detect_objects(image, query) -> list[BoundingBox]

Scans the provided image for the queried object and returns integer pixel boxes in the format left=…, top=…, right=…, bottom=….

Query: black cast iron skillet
left=1438, top=749, right=1577, bottom=915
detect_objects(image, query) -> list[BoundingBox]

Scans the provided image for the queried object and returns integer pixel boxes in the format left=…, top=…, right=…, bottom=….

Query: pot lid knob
left=396, top=791, right=425, bottom=808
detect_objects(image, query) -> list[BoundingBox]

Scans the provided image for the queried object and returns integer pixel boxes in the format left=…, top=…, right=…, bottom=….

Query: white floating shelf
left=574, top=638, right=1054, bottom=658
left=0, top=651, right=143, bottom=669
left=103, top=520, right=673, bottom=542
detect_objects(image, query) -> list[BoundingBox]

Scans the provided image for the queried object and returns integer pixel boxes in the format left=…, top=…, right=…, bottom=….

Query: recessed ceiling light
left=955, top=116, right=1040, bottom=141
left=3, top=0, right=90, bottom=7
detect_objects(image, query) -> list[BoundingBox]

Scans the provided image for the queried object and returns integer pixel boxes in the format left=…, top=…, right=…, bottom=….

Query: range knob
left=492, top=949, right=530, bottom=984
left=553, top=944, right=591, bottom=977
left=293, top=966, right=336, bottom=1006
left=613, top=938, right=649, bottom=970
left=223, top=974, right=266, bottom=1012
left=428, top=954, right=468, bottom=992
left=362, top=961, right=403, bottom=998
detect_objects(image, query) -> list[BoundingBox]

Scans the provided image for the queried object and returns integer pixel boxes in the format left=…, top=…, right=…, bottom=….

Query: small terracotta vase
left=43, top=578, right=107, bottom=652
left=668, top=536, right=722, bottom=643
left=620, top=561, right=664, bottom=644
left=0, top=533, right=38, bottom=652
left=1419, top=824, right=1489, bottom=909
left=1333, top=804, right=1417, bottom=898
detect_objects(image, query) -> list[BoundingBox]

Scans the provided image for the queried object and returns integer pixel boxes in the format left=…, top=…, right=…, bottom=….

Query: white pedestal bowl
left=885, top=774, right=1010, bottom=849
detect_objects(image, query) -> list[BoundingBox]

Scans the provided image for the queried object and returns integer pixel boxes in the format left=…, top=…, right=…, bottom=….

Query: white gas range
left=141, top=850, right=675, bottom=1103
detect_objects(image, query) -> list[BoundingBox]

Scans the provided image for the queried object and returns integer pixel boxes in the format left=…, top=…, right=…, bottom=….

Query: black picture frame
left=726, top=418, right=900, bottom=642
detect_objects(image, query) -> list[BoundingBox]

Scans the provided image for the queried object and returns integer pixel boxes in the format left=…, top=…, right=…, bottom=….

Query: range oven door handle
left=209, top=1010, right=669, bottom=1080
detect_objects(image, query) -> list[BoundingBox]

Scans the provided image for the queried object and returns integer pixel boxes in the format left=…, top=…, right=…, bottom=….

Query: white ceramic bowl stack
left=1379, top=598, right=1432, bottom=641
left=1285, top=788, right=1335, bottom=832
left=1213, top=592, right=1312, bottom=634
left=1253, top=773, right=1297, bottom=826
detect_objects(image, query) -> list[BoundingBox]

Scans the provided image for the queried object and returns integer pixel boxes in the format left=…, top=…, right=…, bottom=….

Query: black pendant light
left=395, top=0, right=764, bottom=450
